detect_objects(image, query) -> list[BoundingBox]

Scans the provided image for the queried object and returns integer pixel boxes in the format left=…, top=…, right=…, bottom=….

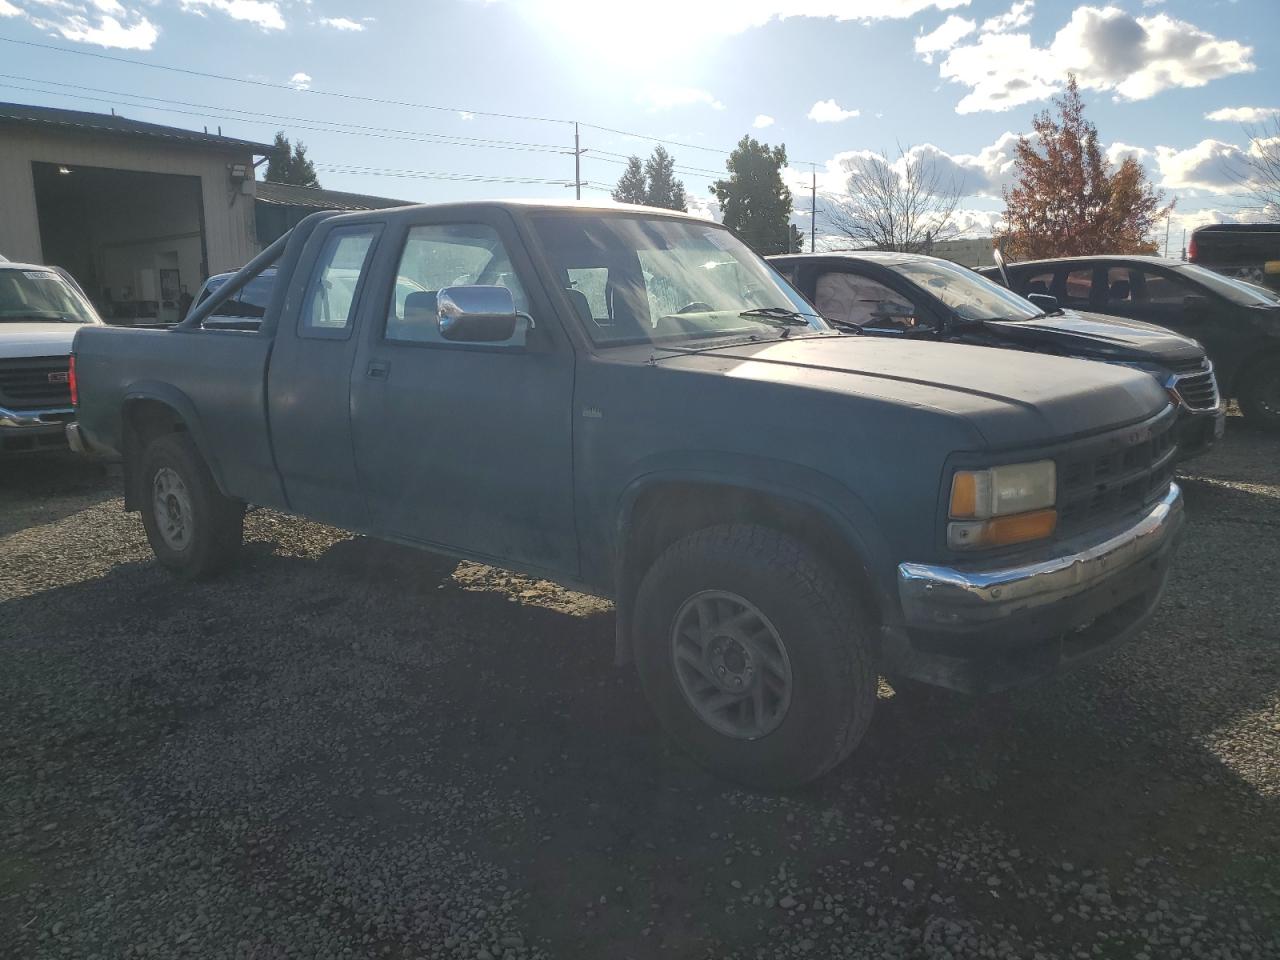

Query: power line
left=0, top=35, right=571, bottom=125
left=0, top=34, right=819, bottom=165
left=0, top=78, right=572, bottom=155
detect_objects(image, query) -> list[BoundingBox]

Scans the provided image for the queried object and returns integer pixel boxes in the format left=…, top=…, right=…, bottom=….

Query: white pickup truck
left=0, top=256, right=103, bottom=455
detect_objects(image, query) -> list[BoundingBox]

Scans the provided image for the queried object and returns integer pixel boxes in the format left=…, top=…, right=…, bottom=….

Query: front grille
left=1171, top=366, right=1220, bottom=411
left=0, top=356, right=72, bottom=410
left=1057, top=410, right=1178, bottom=536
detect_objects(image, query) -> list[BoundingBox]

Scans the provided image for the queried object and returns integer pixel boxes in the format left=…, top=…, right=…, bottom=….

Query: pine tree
left=710, top=136, right=797, bottom=255
left=999, top=76, right=1167, bottom=258
left=611, top=156, right=647, bottom=204
left=265, top=130, right=321, bottom=188
left=643, top=146, right=688, bottom=211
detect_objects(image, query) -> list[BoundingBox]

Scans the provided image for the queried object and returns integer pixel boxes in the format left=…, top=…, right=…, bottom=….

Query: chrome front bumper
left=898, top=483, right=1184, bottom=628
left=0, top=404, right=74, bottom=430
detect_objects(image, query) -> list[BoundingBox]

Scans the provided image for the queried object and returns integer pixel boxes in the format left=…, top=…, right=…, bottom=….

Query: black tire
left=633, top=524, right=877, bottom=789
left=1238, top=361, right=1280, bottom=432
left=137, top=432, right=244, bottom=578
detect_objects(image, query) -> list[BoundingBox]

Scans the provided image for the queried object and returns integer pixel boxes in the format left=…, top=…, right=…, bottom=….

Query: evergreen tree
left=710, top=136, right=796, bottom=255
left=643, top=146, right=688, bottom=211
left=265, top=131, right=321, bottom=188
left=611, top=156, right=647, bottom=204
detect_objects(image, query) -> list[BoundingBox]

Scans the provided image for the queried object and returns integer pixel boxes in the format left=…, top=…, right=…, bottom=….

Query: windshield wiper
left=738, top=307, right=816, bottom=338
left=0, top=314, right=80, bottom=323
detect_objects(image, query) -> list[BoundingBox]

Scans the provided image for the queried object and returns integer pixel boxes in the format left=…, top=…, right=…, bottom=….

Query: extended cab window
left=386, top=223, right=528, bottom=343
left=300, top=226, right=380, bottom=337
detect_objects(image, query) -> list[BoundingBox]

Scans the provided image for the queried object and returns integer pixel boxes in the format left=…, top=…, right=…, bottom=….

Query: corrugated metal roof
left=0, top=101, right=275, bottom=154
left=255, top=180, right=410, bottom=210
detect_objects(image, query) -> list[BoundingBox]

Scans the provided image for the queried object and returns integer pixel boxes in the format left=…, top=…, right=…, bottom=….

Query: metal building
left=0, top=102, right=272, bottom=325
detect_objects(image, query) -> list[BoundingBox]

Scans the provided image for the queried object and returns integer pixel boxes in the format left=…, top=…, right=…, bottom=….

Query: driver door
left=349, top=212, right=579, bottom=578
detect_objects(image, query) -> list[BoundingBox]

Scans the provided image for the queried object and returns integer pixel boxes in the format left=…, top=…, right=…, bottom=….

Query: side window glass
left=300, top=226, right=380, bottom=338
left=386, top=223, right=528, bottom=343
left=1023, top=271, right=1055, bottom=297
left=1062, top=269, right=1094, bottom=306
left=1105, top=267, right=1135, bottom=305
left=1141, top=270, right=1195, bottom=304
left=814, top=272, right=924, bottom=330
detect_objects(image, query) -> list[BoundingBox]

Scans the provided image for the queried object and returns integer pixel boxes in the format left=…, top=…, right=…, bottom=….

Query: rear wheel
left=138, top=433, right=244, bottom=578
left=1238, top=361, right=1280, bottom=432
left=634, top=524, right=877, bottom=789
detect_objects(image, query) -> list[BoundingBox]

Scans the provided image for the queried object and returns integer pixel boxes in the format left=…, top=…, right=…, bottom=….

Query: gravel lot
left=2, top=414, right=1278, bottom=960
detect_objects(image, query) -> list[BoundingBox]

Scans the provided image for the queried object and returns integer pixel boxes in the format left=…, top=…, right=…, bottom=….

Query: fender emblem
left=582, top=406, right=603, bottom=419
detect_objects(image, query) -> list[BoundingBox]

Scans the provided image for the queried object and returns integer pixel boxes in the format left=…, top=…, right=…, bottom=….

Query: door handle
left=367, top=360, right=390, bottom=380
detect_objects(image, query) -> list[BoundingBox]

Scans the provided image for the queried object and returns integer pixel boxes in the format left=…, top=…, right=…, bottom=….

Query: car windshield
left=530, top=213, right=828, bottom=347
left=891, top=258, right=1041, bottom=321
left=1175, top=264, right=1280, bottom=306
left=0, top=267, right=99, bottom=323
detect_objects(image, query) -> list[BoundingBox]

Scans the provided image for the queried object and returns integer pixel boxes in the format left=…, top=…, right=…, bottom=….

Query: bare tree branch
left=821, top=144, right=963, bottom=253
left=1238, top=118, right=1280, bottom=214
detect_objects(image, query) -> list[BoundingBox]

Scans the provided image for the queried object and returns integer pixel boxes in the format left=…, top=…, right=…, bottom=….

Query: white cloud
left=938, top=5, right=1253, bottom=114
left=1205, top=106, right=1280, bottom=124
left=3, top=0, right=159, bottom=47
left=808, top=99, right=860, bottom=123
left=914, top=14, right=974, bottom=63
left=1155, top=139, right=1248, bottom=191
left=1106, top=142, right=1151, bottom=167
left=319, top=16, right=364, bottom=31
left=180, top=0, right=285, bottom=30
left=981, top=0, right=1033, bottom=33
left=753, top=114, right=776, bottom=129
left=288, top=72, right=312, bottom=91
left=638, top=85, right=725, bottom=111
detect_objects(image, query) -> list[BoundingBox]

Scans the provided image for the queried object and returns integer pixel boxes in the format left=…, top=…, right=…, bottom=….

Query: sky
left=0, top=0, right=1276, bottom=247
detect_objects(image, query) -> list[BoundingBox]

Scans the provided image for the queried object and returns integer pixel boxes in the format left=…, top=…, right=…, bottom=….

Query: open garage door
left=32, top=162, right=207, bottom=325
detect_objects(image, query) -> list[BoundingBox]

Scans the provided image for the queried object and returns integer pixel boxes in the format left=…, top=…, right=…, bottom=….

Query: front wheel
left=138, top=433, right=244, bottom=578
left=634, top=524, right=877, bottom=789
left=1238, top=361, right=1280, bottom=432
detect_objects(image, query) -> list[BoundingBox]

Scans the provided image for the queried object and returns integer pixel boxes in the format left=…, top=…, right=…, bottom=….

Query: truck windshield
left=0, top=267, right=99, bottom=323
left=531, top=213, right=828, bottom=346
left=891, top=259, right=1042, bottom=322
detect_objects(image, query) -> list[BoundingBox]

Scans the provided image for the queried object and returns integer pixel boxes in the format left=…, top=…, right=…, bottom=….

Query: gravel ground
left=1, top=413, right=1277, bottom=959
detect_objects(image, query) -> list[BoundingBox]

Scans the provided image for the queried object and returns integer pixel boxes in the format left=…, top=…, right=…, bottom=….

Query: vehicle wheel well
left=121, top=399, right=190, bottom=510
left=616, top=482, right=881, bottom=664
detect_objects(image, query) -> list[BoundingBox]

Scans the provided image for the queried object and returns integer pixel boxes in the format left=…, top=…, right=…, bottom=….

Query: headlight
left=948, top=460, right=1057, bottom=550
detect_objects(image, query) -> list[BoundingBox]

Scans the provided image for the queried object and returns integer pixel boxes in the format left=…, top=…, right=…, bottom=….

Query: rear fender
left=121, top=383, right=225, bottom=509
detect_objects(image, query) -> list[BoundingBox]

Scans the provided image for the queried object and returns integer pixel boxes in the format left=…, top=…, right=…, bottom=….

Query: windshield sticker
left=23, top=271, right=58, bottom=281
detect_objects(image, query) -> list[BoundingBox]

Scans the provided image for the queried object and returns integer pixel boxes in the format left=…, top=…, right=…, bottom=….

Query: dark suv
left=773, top=252, right=1224, bottom=458
left=979, top=255, right=1280, bottom=431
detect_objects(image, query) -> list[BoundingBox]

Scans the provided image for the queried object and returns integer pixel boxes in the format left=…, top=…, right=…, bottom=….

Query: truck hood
left=0, top=321, right=92, bottom=358
left=649, top=335, right=1169, bottom=450
left=977, top=309, right=1204, bottom=364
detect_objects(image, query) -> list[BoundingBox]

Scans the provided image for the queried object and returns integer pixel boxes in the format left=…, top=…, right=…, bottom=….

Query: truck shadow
left=0, top=452, right=114, bottom=537
left=1, top=474, right=1277, bottom=955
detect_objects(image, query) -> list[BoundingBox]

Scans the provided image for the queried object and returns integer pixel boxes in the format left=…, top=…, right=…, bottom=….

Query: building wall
left=0, top=126, right=259, bottom=274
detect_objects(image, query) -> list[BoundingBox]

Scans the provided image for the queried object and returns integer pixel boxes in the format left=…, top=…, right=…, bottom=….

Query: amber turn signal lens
left=950, top=470, right=978, bottom=518
left=948, top=509, right=1057, bottom=550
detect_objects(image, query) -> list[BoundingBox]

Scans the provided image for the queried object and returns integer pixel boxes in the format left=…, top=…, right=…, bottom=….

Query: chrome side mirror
left=437, top=285, right=531, bottom=343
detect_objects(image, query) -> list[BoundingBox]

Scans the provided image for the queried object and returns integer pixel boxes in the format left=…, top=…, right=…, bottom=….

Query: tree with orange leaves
left=999, top=76, right=1171, bottom=260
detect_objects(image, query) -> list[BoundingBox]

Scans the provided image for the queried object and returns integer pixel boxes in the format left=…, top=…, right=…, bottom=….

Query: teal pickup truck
left=70, top=201, right=1185, bottom=787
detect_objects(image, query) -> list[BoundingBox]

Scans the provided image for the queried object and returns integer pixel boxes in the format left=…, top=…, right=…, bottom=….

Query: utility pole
left=1164, top=206, right=1172, bottom=258
left=810, top=164, right=817, bottom=253
left=574, top=122, right=581, bottom=200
